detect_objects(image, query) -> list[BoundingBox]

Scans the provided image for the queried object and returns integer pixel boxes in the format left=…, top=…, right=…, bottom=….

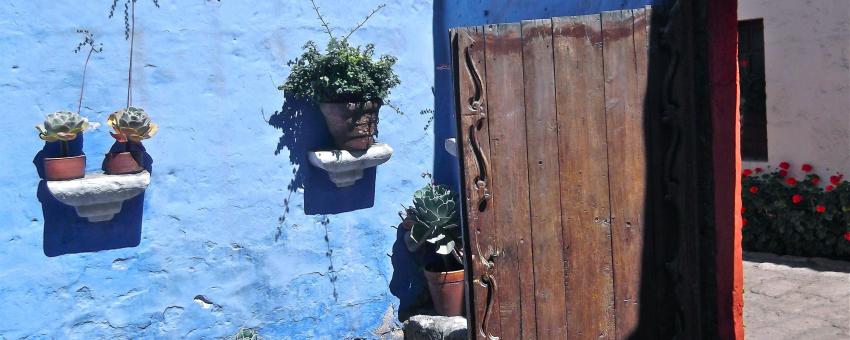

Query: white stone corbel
left=46, top=171, right=151, bottom=222
left=308, top=143, right=393, bottom=187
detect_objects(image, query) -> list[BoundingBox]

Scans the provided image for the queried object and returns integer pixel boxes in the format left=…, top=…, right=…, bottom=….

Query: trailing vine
left=108, top=0, right=160, bottom=109
left=109, top=0, right=159, bottom=40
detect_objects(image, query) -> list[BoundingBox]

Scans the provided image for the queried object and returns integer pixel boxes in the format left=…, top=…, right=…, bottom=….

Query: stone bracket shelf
left=308, top=143, right=393, bottom=187
left=46, top=171, right=151, bottom=222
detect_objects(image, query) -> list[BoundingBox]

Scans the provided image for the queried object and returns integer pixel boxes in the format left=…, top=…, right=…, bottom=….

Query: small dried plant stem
left=309, top=0, right=335, bottom=40
left=342, top=4, right=385, bottom=42
left=76, top=45, right=95, bottom=115
left=126, top=0, right=136, bottom=109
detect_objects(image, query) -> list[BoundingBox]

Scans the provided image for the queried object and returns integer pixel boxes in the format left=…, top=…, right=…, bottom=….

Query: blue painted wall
left=0, top=1, right=433, bottom=338
left=0, top=0, right=660, bottom=338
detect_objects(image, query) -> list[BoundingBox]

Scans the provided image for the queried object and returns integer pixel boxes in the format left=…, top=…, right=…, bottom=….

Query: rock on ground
left=744, top=252, right=850, bottom=340
left=402, top=315, right=467, bottom=340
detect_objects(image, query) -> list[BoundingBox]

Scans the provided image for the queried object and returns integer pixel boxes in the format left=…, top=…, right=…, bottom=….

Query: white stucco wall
left=739, top=0, right=850, bottom=176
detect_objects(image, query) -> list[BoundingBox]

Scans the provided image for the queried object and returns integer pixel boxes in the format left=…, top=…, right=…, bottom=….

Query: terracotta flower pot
left=318, top=101, right=380, bottom=150
left=424, top=268, right=465, bottom=316
left=43, top=155, right=86, bottom=181
left=105, top=152, right=144, bottom=175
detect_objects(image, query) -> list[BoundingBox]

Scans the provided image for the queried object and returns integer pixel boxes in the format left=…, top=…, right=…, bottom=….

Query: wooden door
left=451, top=8, right=653, bottom=339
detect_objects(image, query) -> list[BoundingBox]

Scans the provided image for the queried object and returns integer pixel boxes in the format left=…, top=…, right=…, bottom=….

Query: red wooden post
left=708, top=0, right=745, bottom=339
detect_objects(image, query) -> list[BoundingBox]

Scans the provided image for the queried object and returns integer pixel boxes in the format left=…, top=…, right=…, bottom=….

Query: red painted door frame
left=709, top=0, right=744, bottom=339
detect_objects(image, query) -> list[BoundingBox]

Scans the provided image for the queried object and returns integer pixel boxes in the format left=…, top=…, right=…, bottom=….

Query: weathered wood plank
left=552, top=13, right=617, bottom=340
left=450, top=25, right=501, bottom=340
left=483, top=22, right=537, bottom=340
left=520, top=18, right=568, bottom=339
left=601, top=9, right=647, bottom=339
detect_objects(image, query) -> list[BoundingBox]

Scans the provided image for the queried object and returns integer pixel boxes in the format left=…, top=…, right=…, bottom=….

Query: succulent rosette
left=36, top=111, right=89, bottom=142
left=107, top=107, right=158, bottom=143
left=405, top=184, right=462, bottom=255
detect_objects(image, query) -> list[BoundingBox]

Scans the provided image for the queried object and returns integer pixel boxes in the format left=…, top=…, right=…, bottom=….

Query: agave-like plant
left=36, top=111, right=89, bottom=142
left=36, top=111, right=89, bottom=157
left=233, top=328, right=261, bottom=340
left=405, top=184, right=462, bottom=259
left=107, top=107, right=158, bottom=143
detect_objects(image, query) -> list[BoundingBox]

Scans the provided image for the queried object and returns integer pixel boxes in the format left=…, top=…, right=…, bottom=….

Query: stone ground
left=744, top=252, right=850, bottom=340
left=395, top=252, right=850, bottom=339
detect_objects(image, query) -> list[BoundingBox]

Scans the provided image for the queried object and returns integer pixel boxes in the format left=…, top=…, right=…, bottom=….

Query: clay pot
left=424, top=268, right=465, bottom=316
left=43, top=155, right=86, bottom=181
left=318, top=101, right=380, bottom=150
left=105, top=152, right=144, bottom=175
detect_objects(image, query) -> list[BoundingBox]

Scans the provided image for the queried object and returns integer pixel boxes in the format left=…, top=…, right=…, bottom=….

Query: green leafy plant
left=404, top=184, right=463, bottom=268
left=279, top=1, right=399, bottom=103
left=36, top=111, right=89, bottom=157
left=742, top=162, right=850, bottom=260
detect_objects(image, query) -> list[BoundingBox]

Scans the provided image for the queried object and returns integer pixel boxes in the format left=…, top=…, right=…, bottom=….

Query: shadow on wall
left=389, top=225, right=432, bottom=321
left=266, top=94, right=376, bottom=215
left=33, top=137, right=152, bottom=257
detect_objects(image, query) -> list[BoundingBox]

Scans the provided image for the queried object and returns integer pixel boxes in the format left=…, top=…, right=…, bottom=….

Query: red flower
left=830, top=174, right=843, bottom=185
left=844, top=231, right=850, bottom=242
left=742, top=218, right=748, bottom=226
left=801, top=164, right=813, bottom=172
left=811, top=176, right=820, bottom=185
left=778, top=169, right=788, bottom=178
left=826, top=185, right=835, bottom=192
left=741, top=206, right=746, bottom=214
left=792, top=194, right=803, bottom=204
left=749, top=186, right=759, bottom=194
left=742, top=169, right=753, bottom=177
left=755, top=167, right=763, bottom=173
left=786, top=177, right=797, bottom=186
left=740, top=59, right=749, bottom=67
left=779, top=162, right=790, bottom=170
left=816, top=204, right=826, bottom=213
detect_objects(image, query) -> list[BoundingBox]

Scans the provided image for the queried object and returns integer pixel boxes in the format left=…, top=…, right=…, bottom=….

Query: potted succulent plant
left=36, top=30, right=101, bottom=181
left=37, top=111, right=90, bottom=181
left=404, top=184, right=465, bottom=316
left=280, top=1, right=400, bottom=150
left=105, top=107, right=157, bottom=175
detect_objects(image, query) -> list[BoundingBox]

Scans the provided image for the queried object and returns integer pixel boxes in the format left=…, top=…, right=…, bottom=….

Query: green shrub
left=742, top=162, right=850, bottom=260
left=279, top=2, right=399, bottom=103
left=281, top=38, right=399, bottom=103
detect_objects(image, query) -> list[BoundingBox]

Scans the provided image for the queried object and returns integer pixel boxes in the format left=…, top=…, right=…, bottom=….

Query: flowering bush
left=742, top=163, right=850, bottom=260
